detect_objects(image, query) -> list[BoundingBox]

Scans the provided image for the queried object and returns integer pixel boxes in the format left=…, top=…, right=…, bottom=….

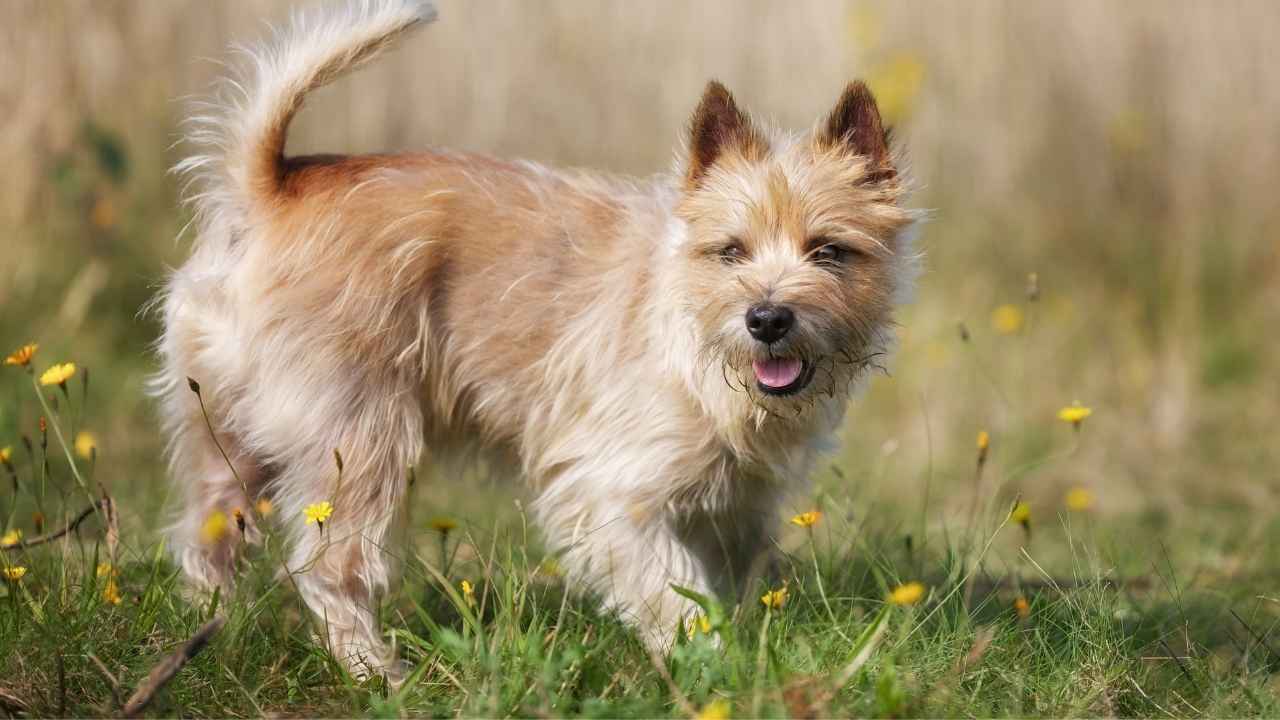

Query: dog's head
left=669, top=81, right=917, bottom=428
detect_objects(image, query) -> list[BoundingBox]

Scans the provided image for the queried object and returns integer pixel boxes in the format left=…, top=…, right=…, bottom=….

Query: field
left=2, top=1, right=1279, bottom=717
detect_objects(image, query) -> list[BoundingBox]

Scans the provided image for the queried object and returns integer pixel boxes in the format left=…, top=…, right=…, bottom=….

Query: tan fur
left=155, top=0, right=918, bottom=677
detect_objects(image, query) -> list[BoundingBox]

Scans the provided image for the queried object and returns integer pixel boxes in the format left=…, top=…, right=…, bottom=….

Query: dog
left=154, top=0, right=917, bottom=676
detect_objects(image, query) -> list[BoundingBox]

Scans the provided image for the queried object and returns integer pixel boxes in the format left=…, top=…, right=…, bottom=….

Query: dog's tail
left=175, top=0, right=437, bottom=220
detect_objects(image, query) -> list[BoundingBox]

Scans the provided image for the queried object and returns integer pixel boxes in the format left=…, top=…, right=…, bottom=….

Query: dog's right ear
left=684, top=81, right=765, bottom=190
left=818, top=81, right=896, bottom=184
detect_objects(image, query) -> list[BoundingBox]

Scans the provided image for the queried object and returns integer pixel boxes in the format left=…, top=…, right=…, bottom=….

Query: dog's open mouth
left=752, top=357, right=815, bottom=396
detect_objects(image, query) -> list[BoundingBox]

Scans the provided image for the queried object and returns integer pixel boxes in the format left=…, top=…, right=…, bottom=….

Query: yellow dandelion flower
left=695, top=699, right=731, bottom=720
left=460, top=579, right=475, bottom=607
left=97, top=562, right=119, bottom=578
left=429, top=516, right=457, bottom=534
left=976, top=430, right=990, bottom=452
left=991, top=304, right=1024, bottom=335
left=200, top=511, right=229, bottom=544
left=865, top=52, right=926, bottom=124
left=1, top=529, right=21, bottom=548
left=1009, top=501, right=1031, bottom=527
left=255, top=498, right=274, bottom=517
left=789, top=510, right=822, bottom=528
left=102, top=580, right=123, bottom=605
left=887, top=581, right=926, bottom=606
left=760, top=587, right=788, bottom=609
left=4, top=343, right=37, bottom=367
left=304, top=501, right=334, bottom=527
left=686, top=614, right=713, bottom=640
left=1014, top=595, right=1030, bottom=619
left=2, top=566, right=27, bottom=582
left=0, top=446, right=12, bottom=466
left=90, top=196, right=117, bottom=230
left=1065, top=487, right=1096, bottom=512
left=1058, top=404, right=1093, bottom=426
left=538, top=557, right=563, bottom=578
left=39, top=362, right=76, bottom=387
left=74, top=431, right=98, bottom=460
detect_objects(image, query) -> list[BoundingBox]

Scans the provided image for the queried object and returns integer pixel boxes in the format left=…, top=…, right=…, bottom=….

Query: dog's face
left=672, top=81, right=915, bottom=422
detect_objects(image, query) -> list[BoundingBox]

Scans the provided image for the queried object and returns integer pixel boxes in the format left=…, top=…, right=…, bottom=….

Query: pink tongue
left=752, top=358, right=804, bottom=388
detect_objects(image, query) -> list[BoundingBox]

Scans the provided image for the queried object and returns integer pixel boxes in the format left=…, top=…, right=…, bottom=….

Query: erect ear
left=684, top=80, right=764, bottom=190
left=819, top=81, right=896, bottom=183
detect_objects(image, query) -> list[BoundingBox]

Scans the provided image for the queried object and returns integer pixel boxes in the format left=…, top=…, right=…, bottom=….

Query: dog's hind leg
left=165, top=423, right=266, bottom=592
left=155, top=291, right=268, bottom=593
left=267, top=372, right=423, bottom=678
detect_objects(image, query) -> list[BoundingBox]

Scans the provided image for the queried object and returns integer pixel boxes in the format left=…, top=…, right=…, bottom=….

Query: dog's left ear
left=819, top=81, right=896, bottom=184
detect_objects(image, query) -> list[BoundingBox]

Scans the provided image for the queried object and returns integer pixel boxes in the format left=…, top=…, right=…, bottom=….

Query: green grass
left=3, top=381, right=1280, bottom=718
left=3, top=75, right=1279, bottom=719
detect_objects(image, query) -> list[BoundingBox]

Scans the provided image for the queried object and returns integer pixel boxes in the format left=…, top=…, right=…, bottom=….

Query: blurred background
left=2, top=1, right=1277, bottom=569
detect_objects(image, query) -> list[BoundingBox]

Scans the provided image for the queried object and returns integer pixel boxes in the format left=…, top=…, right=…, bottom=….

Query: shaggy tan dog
left=154, top=0, right=917, bottom=676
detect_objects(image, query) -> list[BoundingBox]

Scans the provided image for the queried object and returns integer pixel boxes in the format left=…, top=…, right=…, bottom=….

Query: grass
left=2, top=353, right=1280, bottom=718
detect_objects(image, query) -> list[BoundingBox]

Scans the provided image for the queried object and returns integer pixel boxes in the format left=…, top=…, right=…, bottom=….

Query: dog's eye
left=718, top=241, right=747, bottom=264
left=810, top=243, right=847, bottom=266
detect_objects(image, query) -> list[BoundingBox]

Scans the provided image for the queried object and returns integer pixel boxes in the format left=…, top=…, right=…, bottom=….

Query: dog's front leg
left=538, top=495, right=724, bottom=652
left=596, top=513, right=716, bottom=652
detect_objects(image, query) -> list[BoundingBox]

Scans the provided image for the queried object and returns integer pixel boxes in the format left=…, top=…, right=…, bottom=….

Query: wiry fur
left=155, top=0, right=919, bottom=677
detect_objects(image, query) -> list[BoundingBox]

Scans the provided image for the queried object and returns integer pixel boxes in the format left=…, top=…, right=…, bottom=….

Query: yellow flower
left=74, top=431, right=98, bottom=460
left=538, top=557, right=563, bottom=578
left=1058, top=404, right=1093, bottom=426
left=0, top=446, right=12, bottom=466
left=887, top=581, right=926, bottom=606
left=102, top=580, right=123, bottom=605
left=39, top=362, right=77, bottom=387
left=1065, top=487, right=1096, bottom=512
left=90, top=196, right=117, bottom=230
left=1, top=529, right=21, bottom=548
left=460, top=579, right=476, bottom=607
left=429, top=516, right=457, bottom=534
left=789, top=510, right=822, bottom=528
left=4, top=343, right=37, bottom=367
left=976, top=431, right=990, bottom=452
left=256, top=498, right=274, bottom=517
left=865, top=52, right=926, bottom=124
left=695, top=699, right=731, bottom=720
left=200, top=511, right=229, bottom=544
left=760, top=587, right=788, bottom=609
left=304, top=501, right=334, bottom=527
left=991, top=304, right=1024, bottom=335
left=97, top=562, right=119, bottom=578
left=686, top=614, right=713, bottom=640
left=1010, top=501, right=1031, bottom=528
left=2, top=566, right=27, bottom=582
left=1014, top=595, right=1030, bottom=619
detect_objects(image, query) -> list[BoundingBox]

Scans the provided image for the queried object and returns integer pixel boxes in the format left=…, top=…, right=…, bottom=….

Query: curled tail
left=176, top=0, right=436, bottom=223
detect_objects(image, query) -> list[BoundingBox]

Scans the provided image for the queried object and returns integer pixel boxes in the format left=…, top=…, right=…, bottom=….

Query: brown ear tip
left=701, top=80, right=734, bottom=104
left=842, top=80, right=878, bottom=108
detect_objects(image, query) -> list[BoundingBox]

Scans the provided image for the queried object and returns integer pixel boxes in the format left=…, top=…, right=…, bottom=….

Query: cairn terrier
left=155, top=0, right=918, bottom=675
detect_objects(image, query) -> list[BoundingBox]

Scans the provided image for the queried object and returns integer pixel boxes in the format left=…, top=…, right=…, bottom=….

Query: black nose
left=745, top=304, right=795, bottom=343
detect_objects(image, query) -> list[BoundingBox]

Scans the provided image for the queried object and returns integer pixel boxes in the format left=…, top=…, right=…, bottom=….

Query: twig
left=1229, top=609, right=1280, bottom=670
left=0, top=687, right=29, bottom=715
left=123, top=616, right=226, bottom=718
left=57, top=654, right=66, bottom=717
left=87, top=653, right=123, bottom=710
left=1, top=497, right=113, bottom=552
